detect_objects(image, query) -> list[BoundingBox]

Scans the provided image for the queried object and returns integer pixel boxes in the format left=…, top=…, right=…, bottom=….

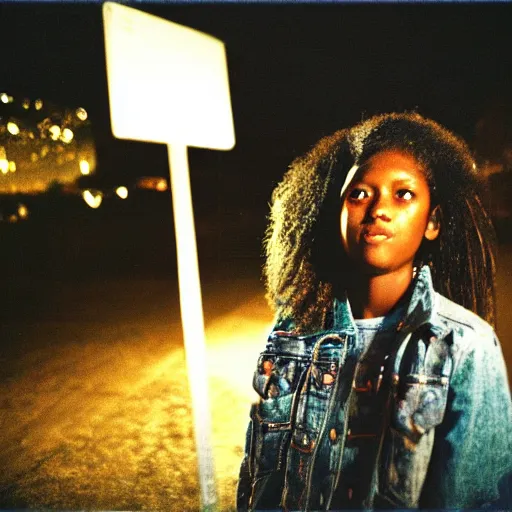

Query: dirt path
left=0, top=276, right=272, bottom=511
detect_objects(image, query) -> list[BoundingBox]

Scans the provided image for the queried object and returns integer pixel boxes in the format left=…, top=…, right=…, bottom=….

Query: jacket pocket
left=249, top=332, right=346, bottom=510
left=378, top=332, right=452, bottom=507
left=250, top=336, right=310, bottom=477
left=251, top=400, right=293, bottom=476
left=379, top=380, right=449, bottom=506
left=294, top=333, right=348, bottom=436
left=252, top=351, right=305, bottom=402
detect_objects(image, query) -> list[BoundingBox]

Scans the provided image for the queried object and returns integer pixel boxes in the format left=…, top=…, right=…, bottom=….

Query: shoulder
left=433, top=293, right=500, bottom=375
left=434, top=292, right=495, bottom=340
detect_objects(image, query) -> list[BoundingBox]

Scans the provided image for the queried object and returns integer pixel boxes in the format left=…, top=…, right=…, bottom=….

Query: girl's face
left=340, top=149, right=439, bottom=276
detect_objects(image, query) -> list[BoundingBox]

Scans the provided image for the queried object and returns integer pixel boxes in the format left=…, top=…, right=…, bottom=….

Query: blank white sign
left=103, top=2, right=235, bottom=150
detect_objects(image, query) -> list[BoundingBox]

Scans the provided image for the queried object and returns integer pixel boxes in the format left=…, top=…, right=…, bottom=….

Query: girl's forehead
left=359, top=149, right=424, bottom=176
left=341, top=150, right=426, bottom=195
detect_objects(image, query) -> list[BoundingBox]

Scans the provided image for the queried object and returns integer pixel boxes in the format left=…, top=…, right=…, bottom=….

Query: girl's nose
left=371, top=209, right=391, bottom=221
left=368, top=195, right=391, bottom=221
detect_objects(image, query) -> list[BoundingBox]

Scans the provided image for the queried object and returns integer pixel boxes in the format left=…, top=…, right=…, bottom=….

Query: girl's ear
left=424, top=205, right=441, bottom=241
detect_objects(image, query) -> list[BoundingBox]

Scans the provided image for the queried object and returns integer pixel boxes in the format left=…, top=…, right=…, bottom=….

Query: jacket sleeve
left=420, top=329, right=512, bottom=508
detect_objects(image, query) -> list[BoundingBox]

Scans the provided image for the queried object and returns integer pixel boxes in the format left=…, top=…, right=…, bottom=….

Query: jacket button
left=329, top=428, right=337, bottom=442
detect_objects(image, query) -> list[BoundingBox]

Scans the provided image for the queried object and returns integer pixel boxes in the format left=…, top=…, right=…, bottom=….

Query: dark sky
left=3, top=2, right=512, bottom=208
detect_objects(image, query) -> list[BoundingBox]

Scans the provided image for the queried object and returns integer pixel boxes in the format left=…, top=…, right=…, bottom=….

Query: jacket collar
left=333, top=265, right=438, bottom=335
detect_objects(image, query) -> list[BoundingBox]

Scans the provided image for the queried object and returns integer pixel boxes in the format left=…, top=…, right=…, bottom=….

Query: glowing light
left=156, top=178, right=168, bottom=191
left=7, top=122, right=20, bottom=136
left=0, top=93, right=8, bottom=104
left=82, top=189, right=103, bottom=209
left=18, top=204, right=28, bottom=219
left=0, top=159, right=8, bottom=174
left=22, top=99, right=30, bottom=109
left=49, top=125, right=61, bottom=141
left=31, top=153, right=39, bottom=163
left=76, top=107, right=88, bottom=121
left=61, top=128, right=74, bottom=143
left=34, top=99, right=43, bottom=110
left=115, top=186, right=128, bottom=199
left=136, top=176, right=168, bottom=191
left=79, top=160, right=90, bottom=175
left=8, top=161, right=16, bottom=172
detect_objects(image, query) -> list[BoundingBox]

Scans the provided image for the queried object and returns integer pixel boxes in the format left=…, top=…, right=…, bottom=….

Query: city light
left=7, top=122, right=20, bottom=136
left=79, top=160, right=90, bottom=175
left=115, top=186, right=128, bottom=199
left=136, top=176, right=168, bottom=192
left=49, top=125, right=61, bottom=140
left=156, top=179, right=168, bottom=191
left=82, top=189, right=103, bottom=209
left=0, top=92, right=96, bottom=193
left=76, top=108, right=88, bottom=121
left=61, top=128, right=74, bottom=143
left=17, top=204, right=29, bottom=219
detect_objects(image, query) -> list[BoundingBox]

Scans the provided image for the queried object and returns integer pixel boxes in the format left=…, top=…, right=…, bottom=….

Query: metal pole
left=167, top=143, right=217, bottom=511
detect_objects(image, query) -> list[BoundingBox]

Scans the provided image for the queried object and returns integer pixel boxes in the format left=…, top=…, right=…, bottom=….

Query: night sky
left=3, top=2, right=512, bottom=212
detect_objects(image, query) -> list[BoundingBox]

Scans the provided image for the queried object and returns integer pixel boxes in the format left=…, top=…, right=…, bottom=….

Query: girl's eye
left=348, top=188, right=369, bottom=201
left=397, top=189, right=414, bottom=201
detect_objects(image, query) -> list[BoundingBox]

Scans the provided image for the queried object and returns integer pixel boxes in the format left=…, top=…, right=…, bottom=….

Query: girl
left=237, top=112, right=512, bottom=510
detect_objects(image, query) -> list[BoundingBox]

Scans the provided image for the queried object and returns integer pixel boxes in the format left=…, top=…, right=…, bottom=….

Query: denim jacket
left=237, top=266, right=512, bottom=510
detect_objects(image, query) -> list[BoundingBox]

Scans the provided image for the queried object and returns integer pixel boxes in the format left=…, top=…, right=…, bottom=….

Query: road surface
left=1, top=247, right=511, bottom=510
left=0, top=261, right=272, bottom=511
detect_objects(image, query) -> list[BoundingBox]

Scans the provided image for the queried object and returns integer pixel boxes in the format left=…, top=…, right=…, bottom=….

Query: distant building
left=0, top=92, right=96, bottom=194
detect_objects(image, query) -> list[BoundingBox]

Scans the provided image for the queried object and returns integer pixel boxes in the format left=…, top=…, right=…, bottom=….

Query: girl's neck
left=345, top=264, right=414, bottom=320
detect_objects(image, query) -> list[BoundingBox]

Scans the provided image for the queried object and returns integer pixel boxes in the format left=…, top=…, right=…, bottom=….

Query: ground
left=0, top=247, right=511, bottom=511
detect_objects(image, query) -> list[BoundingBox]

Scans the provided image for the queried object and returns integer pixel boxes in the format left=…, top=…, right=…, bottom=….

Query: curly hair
left=263, top=112, right=497, bottom=333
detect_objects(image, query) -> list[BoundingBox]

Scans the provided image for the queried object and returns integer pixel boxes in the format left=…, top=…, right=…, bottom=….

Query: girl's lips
left=361, top=226, right=393, bottom=244
left=363, top=233, right=390, bottom=244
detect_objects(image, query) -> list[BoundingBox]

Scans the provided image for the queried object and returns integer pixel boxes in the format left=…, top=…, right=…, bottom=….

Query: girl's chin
left=352, top=257, right=414, bottom=277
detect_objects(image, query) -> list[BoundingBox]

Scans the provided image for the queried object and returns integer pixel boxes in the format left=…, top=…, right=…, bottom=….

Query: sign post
left=103, top=3, right=235, bottom=509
